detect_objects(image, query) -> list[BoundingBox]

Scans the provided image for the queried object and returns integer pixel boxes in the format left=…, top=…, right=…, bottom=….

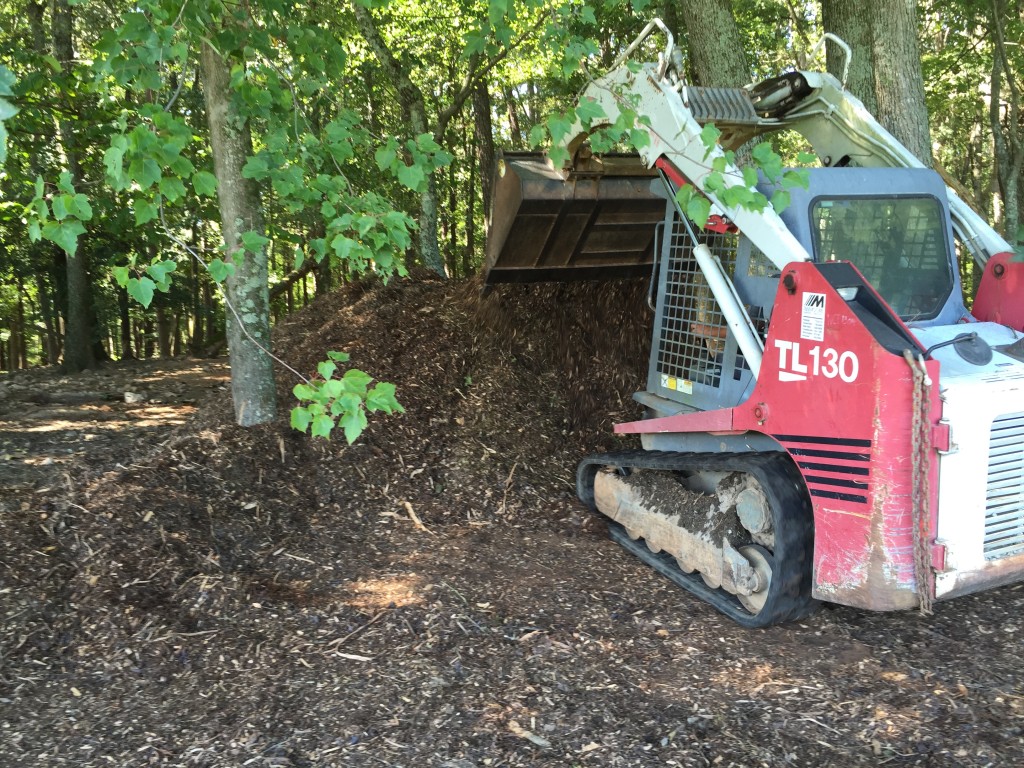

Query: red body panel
left=973, top=252, right=1024, bottom=331
left=617, top=262, right=943, bottom=610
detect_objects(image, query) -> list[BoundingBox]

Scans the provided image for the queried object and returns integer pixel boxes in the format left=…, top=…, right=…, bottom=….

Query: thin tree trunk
left=354, top=4, right=447, bottom=277
left=989, top=0, right=1022, bottom=243
left=201, top=40, right=277, bottom=425
left=156, top=305, right=172, bottom=357
left=472, top=73, right=495, bottom=224
left=821, top=0, right=877, bottom=113
left=35, top=271, right=58, bottom=365
left=53, top=0, right=96, bottom=373
left=871, top=0, right=932, bottom=165
left=677, top=0, right=750, bottom=88
left=465, top=130, right=476, bottom=277
left=116, top=281, right=134, bottom=360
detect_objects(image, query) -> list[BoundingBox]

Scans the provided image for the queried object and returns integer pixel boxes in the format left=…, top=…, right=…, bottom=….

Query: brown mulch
left=1, top=275, right=1022, bottom=767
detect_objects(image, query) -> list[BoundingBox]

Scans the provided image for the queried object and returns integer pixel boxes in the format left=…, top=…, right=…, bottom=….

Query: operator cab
left=772, top=168, right=966, bottom=327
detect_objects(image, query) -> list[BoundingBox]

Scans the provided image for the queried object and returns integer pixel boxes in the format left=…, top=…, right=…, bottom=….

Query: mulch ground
left=1, top=275, right=1022, bottom=767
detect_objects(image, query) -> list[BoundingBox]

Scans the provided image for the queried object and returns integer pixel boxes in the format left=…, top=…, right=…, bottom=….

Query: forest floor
left=2, top=275, right=1023, bottom=768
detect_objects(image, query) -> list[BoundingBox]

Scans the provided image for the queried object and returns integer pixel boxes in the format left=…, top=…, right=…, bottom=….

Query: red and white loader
left=484, top=21, right=1024, bottom=626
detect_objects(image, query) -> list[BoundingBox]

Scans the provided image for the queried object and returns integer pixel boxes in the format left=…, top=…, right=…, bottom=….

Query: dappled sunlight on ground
left=344, top=573, right=429, bottom=610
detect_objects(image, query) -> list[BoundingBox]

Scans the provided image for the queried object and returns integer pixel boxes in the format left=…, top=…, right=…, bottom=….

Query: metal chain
left=903, top=350, right=934, bottom=615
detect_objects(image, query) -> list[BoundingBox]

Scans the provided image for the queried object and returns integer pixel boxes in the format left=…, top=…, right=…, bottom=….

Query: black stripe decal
left=787, top=447, right=870, bottom=462
left=804, top=474, right=869, bottom=491
left=810, top=488, right=869, bottom=504
left=773, top=434, right=872, bottom=448
left=797, top=461, right=870, bottom=476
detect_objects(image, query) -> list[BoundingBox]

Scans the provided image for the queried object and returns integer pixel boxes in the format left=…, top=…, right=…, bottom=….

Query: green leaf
left=159, top=176, right=186, bottom=202
left=342, top=368, right=373, bottom=394
left=337, top=391, right=362, bottom=414
left=797, top=151, right=818, bottom=165
left=751, top=142, right=783, bottom=181
left=128, top=157, right=161, bottom=189
left=782, top=169, right=809, bottom=190
left=686, top=196, right=712, bottom=229
left=192, top=170, right=217, bottom=197
left=42, top=219, right=86, bottom=257
left=134, top=199, right=158, bottom=225
left=242, top=154, right=270, bottom=179
left=327, top=351, right=350, bottom=362
left=71, top=194, right=93, bottom=220
left=628, top=129, right=650, bottom=150
left=240, top=230, right=270, bottom=254
left=770, top=189, right=791, bottom=214
left=290, top=406, right=313, bottom=433
left=742, top=167, right=760, bottom=188
left=545, top=113, right=574, bottom=145
left=146, top=260, right=177, bottom=286
left=374, top=141, right=397, bottom=171
left=311, top=413, right=335, bottom=439
left=318, top=360, right=337, bottom=380
left=104, top=146, right=124, bottom=185
left=340, top=407, right=368, bottom=445
left=293, top=383, right=317, bottom=401
left=127, top=276, right=156, bottom=308
left=674, top=184, right=694, bottom=211
left=575, top=98, right=605, bottom=128
left=27, top=219, right=41, bottom=241
left=699, top=124, right=722, bottom=153
left=396, top=163, right=425, bottom=191
left=113, top=266, right=130, bottom=286
left=367, top=382, right=403, bottom=414
left=207, top=258, right=235, bottom=282
left=51, top=195, right=70, bottom=221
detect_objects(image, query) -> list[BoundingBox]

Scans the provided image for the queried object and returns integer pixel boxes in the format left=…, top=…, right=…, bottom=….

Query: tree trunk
left=472, top=74, right=495, bottom=224
left=821, top=0, right=877, bottom=113
left=53, top=0, right=96, bottom=373
left=200, top=40, right=277, bottom=426
left=312, top=220, right=333, bottom=296
left=35, top=270, right=59, bottom=365
left=354, top=4, right=447, bottom=277
left=188, top=247, right=203, bottom=354
left=116, top=281, right=134, bottom=360
left=870, top=0, right=932, bottom=166
left=465, top=130, right=477, bottom=277
left=989, top=0, right=1022, bottom=243
left=156, top=305, right=172, bottom=357
left=677, top=0, right=750, bottom=88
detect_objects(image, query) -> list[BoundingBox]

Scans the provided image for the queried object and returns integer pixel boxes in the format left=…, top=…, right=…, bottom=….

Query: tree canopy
left=0, top=0, right=1020, bottom=432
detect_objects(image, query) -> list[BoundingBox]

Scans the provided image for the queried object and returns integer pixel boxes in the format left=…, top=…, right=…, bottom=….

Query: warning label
left=800, top=292, right=826, bottom=342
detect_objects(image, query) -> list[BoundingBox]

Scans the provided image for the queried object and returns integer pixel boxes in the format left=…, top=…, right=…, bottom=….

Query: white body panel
left=912, top=324, right=1024, bottom=597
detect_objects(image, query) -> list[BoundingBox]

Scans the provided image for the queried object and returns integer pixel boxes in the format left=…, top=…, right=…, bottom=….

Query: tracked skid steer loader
left=485, top=21, right=1024, bottom=627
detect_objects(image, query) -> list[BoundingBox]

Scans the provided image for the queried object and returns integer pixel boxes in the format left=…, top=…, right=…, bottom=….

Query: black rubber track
left=577, top=450, right=819, bottom=628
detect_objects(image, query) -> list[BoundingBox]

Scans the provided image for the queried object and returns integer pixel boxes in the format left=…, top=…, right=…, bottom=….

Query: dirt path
left=1, top=282, right=1023, bottom=768
left=0, top=358, right=229, bottom=494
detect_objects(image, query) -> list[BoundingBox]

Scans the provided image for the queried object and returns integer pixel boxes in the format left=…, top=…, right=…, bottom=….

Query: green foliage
left=111, top=257, right=176, bottom=307
left=291, top=351, right=404, bottom=443
left=26, top=173, right=93, bottom=257
left=374, top=134, right=454, bottom=194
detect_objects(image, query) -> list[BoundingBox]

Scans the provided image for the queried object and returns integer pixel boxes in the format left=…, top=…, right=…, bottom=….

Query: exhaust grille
left=984, top=411, right=1024, bottom=560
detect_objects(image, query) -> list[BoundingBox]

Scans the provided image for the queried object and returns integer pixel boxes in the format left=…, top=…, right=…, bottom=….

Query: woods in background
left=0, top=0, right=1020, bottom=405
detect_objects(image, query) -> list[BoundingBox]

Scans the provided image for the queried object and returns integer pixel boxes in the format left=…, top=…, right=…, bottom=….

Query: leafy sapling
left=290, top=351, right=405, bottom=443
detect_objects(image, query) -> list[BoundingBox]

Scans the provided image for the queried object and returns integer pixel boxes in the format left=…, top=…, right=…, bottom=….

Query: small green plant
left=290, top=351, right=405, bottom=443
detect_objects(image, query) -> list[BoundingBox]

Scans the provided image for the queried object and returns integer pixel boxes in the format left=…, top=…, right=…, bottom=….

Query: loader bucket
left=483, top=152, right=666, bottom=287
